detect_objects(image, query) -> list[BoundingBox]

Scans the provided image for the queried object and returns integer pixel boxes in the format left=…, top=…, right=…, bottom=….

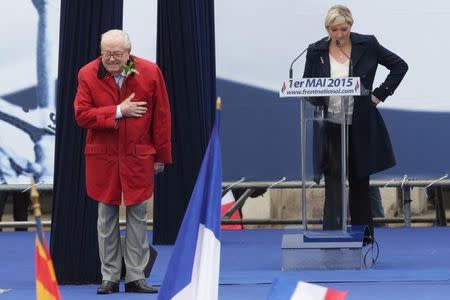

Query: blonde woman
left=303, top=5, right=408, bottom=238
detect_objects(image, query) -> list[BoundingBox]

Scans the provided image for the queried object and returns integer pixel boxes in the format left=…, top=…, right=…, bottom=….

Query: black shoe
left=125, top=279, right=158, bottom=293
left=97, top=280, right=119, bottom=294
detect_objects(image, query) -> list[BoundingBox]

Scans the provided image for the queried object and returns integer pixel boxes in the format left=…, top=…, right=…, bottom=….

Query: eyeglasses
left=101, top=50, right=128, bottom=59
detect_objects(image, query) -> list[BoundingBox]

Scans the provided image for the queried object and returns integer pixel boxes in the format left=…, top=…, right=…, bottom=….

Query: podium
left=279, top=77, right=374, bottom=270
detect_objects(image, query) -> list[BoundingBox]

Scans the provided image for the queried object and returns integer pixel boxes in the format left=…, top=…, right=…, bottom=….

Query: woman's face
left=327, top=21, right=352, bottom=47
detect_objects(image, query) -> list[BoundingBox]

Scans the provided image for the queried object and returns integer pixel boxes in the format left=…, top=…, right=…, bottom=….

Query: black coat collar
left=349, top=33, right=369, bottom=69
left=313, top=32, right=368, bottom=50
left=311, top=32, right=369, bottom=71
left=97, top=56, right=136, bottom=79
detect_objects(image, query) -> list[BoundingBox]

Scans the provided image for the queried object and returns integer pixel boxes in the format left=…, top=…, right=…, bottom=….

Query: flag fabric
left=221, top=190, right=243, bottom=230
left=267, top=279, right=347, bottom=300
left=31, top=180, right=61, bottom=300
left=289, top=282, right=347, bottom=300
left=157, top=100, right=223, bottom=300
left=35, top=231, right=61, bottom=300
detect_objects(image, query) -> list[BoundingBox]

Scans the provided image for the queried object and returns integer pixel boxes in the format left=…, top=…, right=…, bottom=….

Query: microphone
left=289, top=38, right=326, bottom=78
left=336, top=40, right=353, bottom=77
left=289, top=47, right=309, bottom=79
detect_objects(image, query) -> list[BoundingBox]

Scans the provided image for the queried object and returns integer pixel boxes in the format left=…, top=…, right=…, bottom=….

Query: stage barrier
left=0, top=179, right=448, bottom=229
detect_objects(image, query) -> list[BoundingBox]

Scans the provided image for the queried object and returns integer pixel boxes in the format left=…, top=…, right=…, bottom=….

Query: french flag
left=289, top=282, right=347, bottom=300
left=221, top=190, right=243, bottom=230
left=268, top=280, right=347, bottom=300
left=157, top=99, right=223, bottom=300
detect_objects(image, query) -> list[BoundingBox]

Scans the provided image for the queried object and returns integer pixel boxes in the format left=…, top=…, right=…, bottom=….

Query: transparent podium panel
left=280, top=96, right=374, bottom=271
left=301, top=96, right=351, bottom=232
left=280, top=78, right=373, bottom=270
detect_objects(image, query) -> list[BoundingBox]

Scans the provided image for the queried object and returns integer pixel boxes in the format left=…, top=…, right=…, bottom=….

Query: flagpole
left=30, top=178, right=45, bottom=246
left=216, top=97, right=222, bottom=131
left=216, top=97, right=222, bottom=110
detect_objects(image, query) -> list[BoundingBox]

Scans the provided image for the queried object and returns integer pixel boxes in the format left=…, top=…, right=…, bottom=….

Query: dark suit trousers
left=322, top=122, right=373, bottom=236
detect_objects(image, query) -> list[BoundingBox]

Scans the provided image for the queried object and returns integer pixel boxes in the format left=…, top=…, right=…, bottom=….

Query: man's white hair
left=100, top=29, right=132, bottom=50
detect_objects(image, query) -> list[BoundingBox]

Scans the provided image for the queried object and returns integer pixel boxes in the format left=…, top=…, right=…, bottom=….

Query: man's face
left=101, top=37, right=130, bottom=76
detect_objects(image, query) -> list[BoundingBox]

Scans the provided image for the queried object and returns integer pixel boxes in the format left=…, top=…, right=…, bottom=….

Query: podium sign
left=279, top=77, right=362, bottom=98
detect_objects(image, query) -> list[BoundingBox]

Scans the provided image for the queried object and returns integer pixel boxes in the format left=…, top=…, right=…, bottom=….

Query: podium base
left=281, top=225, right=374, bottom=270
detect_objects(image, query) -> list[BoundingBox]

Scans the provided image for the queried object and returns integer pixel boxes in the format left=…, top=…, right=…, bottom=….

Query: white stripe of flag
left=290, top=282, right=347, bottom=300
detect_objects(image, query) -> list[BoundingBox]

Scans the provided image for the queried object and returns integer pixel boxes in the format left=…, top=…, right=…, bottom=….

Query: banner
left=0, top=1, right=60, bottom=184
left=279, top=77, right=361, bottom=98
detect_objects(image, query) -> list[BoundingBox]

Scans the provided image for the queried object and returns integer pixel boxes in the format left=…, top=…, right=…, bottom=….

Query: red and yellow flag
left=35, top=235, right=61, bottom=300
left=30, top=179, right=61, bottom=300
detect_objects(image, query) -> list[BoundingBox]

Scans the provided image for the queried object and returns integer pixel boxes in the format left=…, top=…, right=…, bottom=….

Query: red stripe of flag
left=324, top=288, right=348, bottom=300
left=36, top=236, right=61, bottom=300
left=221, top=190, right=243, bottom=230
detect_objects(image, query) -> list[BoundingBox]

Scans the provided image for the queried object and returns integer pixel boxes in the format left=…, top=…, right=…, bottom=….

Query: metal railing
left=220, top=179, right=450, bottom=227
left=0, top=179, right=449, bottom=229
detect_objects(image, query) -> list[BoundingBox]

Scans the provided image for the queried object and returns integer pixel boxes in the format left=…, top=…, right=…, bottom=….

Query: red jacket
left=74, top=56, right=172, bottom=206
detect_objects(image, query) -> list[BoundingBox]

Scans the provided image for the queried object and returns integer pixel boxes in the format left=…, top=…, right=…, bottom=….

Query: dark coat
left=303, top=32, right=408, bottom=179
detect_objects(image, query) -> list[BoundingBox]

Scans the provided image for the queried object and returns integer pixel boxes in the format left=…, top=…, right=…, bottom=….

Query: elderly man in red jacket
left=74, top=29, right=171, bottom=294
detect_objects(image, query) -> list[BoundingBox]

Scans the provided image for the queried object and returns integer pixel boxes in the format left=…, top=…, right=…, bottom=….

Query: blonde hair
left=324, top=5, right=354, bottom=28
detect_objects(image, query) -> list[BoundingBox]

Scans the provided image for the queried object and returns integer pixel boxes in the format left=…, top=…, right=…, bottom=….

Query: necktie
left=115, top=75, right=123, bottom=89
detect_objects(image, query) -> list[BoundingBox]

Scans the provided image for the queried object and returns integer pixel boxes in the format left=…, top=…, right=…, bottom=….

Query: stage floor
left=1, top=227, right=450, bottom=299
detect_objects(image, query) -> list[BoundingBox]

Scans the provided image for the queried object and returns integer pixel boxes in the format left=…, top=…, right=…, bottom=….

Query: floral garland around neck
left=123, top=61, right=139, bottom=77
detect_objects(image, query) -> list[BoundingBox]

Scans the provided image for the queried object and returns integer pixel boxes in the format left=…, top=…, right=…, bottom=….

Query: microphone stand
left=336, top=39, right=352, bottom=231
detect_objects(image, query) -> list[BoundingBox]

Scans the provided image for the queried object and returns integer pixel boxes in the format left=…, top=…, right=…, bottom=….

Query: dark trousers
left=322, top=122, right=373, bottom=236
